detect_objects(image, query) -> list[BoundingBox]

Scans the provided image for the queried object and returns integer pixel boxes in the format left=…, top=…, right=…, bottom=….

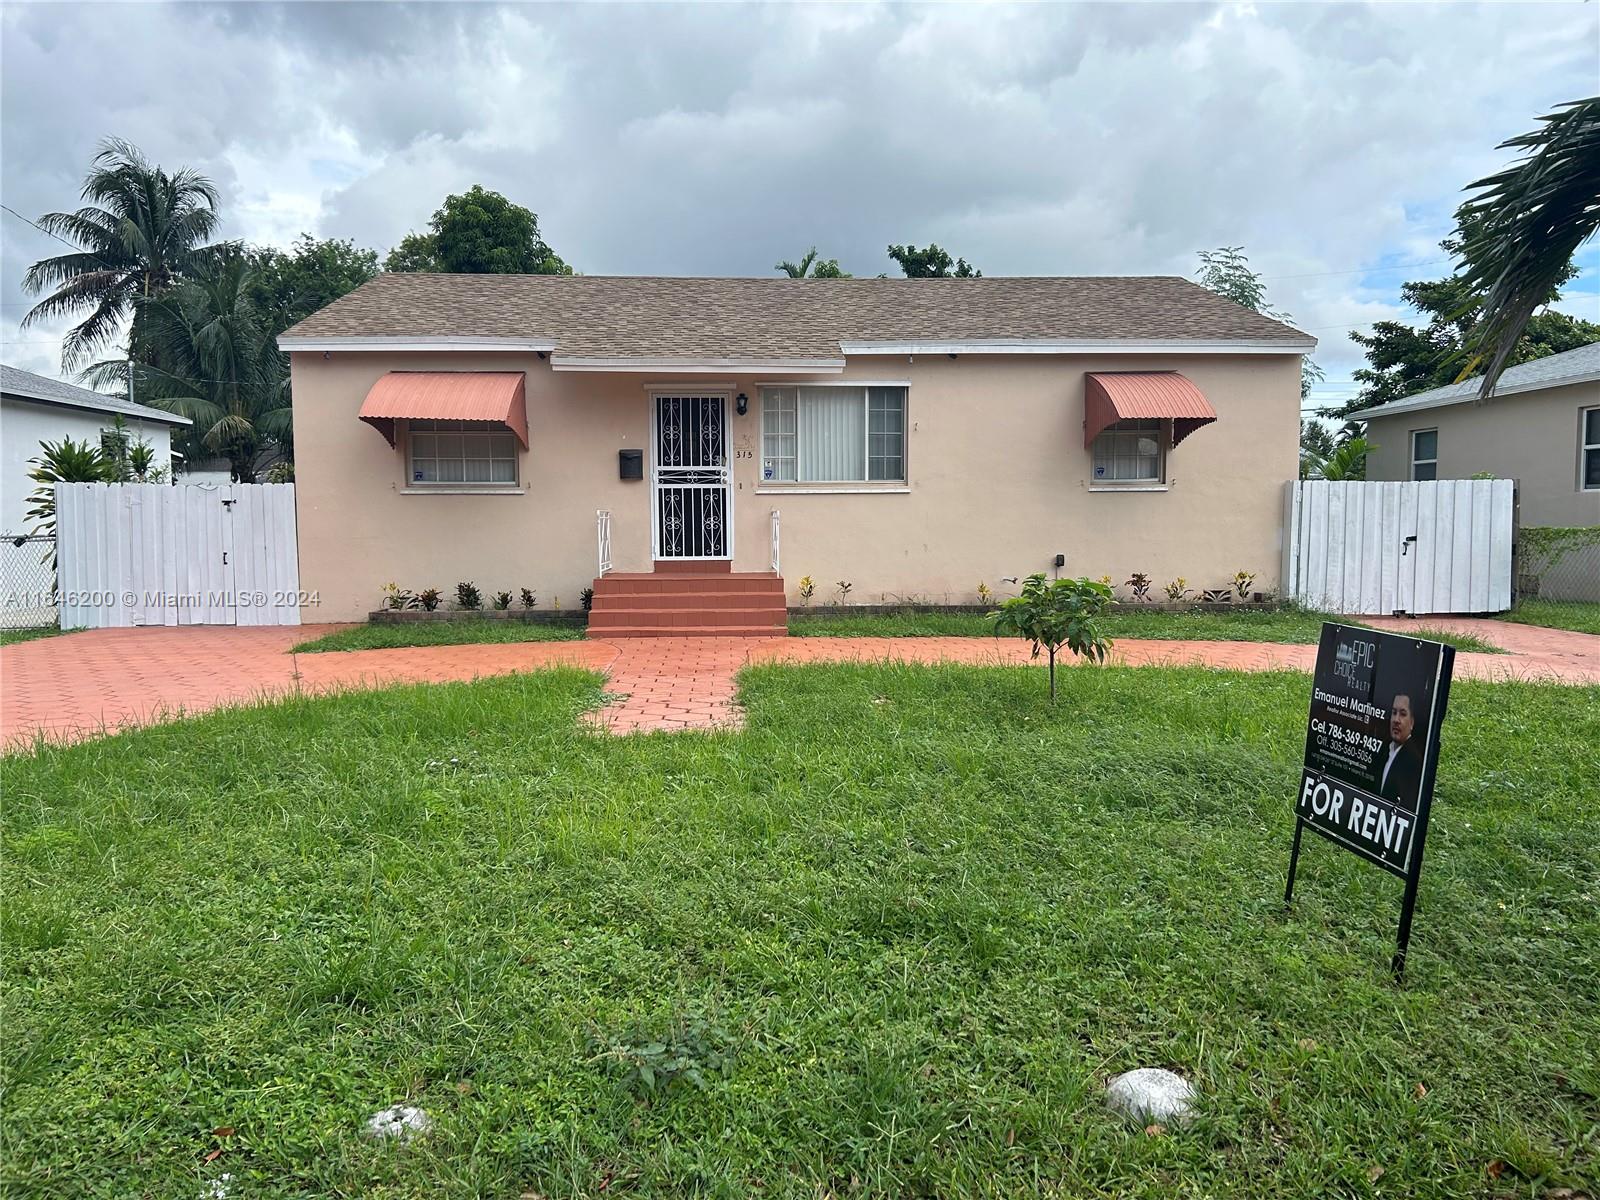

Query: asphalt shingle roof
left=280, top=274, right=1314, bottom=358
left=1360, top=341, right=1600, bottom=420
left=0, top=363, right=190, bottom=425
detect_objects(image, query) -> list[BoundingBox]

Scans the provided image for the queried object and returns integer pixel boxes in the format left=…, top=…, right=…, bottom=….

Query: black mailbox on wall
left=618, top=449, right=644, bottom=480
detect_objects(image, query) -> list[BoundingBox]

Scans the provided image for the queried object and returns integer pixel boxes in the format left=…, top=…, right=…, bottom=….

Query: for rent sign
left=1286, top=623, right=1455, bottom=977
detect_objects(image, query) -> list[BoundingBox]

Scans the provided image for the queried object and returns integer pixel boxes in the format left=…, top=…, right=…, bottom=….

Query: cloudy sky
left=2, top=1, right=1597, bottom=414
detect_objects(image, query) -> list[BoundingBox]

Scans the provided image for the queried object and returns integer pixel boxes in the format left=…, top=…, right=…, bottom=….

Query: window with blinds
left=407, top=420, right=519, bottom=485
left=760, top=386, right=906, bottom=483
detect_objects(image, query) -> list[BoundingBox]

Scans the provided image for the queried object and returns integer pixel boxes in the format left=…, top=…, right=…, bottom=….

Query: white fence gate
left=1282, top=479, right=1514, bottom=616
left=56, top=482, right=300, bottom=628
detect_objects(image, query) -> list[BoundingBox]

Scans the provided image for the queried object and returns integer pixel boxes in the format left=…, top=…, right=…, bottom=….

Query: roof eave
left=1, top=387, right=192, bottom=426
left=837, top=337, right=1316, bottom=355
left=1359, top=368, right=1600, bottom=421
left=551, top=356, right=846, bottom=374
left=278, top=335, right=559, bottom=353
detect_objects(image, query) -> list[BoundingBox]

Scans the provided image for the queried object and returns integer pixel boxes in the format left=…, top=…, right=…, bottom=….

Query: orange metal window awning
left=1084, top=372, right=1217, bottom=448
left=359, top=372, right=529, bottom=448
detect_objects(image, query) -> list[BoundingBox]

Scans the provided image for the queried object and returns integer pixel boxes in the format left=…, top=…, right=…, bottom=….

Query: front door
left=652, top=393, right=732, bottom=559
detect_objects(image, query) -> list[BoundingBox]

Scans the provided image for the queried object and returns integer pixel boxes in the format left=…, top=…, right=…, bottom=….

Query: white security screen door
left=652, top=394, right=731, bottom=559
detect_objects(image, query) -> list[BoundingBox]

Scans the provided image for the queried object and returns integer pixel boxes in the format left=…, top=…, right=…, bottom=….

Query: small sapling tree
left=990, top=574, right=1114, bottom=703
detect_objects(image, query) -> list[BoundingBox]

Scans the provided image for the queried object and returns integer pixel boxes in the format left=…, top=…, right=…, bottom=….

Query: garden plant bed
left=2, top=664, right=1594, bottom=1197
left=368, top=609, right=588, bottom=624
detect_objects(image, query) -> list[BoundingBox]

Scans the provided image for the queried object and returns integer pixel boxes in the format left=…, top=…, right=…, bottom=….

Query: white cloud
left=2, top=0, right=1596, bottom=407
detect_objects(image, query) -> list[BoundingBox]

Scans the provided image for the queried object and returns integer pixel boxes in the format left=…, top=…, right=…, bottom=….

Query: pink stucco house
left=280, top=275, right=1313, bottom=632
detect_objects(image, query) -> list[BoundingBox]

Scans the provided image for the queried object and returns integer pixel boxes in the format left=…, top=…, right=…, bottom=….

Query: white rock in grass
left=364, top=1104, right=433, bottom=1142
left=1105, top=1068, right=1196, bottom=1126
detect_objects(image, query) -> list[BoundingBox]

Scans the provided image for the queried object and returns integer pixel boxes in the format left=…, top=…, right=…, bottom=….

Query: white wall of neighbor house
left=1364, top=380, right=1600, bottom=528
left=0, top=397, right=175, bottom=535
left=289, top=350, right=1301, bottom=622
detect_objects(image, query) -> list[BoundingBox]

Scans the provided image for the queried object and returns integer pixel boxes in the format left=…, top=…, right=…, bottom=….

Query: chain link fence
left=1519, top=538, right=1600, bottom=604
left=1, top=533, right=57, bottom=631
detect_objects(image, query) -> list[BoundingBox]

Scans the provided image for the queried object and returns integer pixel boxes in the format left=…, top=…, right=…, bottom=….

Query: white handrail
left=769, top=508, right=781, bottom=575
left=597, top=509, right=613, bottom=576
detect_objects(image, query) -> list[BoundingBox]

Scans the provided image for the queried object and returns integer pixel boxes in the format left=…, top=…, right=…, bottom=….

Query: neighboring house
left=280, top=275, right=1313, bottom=629
left=1, top=363, right=190, bottom=535
left=1361, top=341, right=1600, bottom=528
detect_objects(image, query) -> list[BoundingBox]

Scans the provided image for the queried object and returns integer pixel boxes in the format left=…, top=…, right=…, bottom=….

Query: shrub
left=491, top=590, right=512, bottom=611
left=1232, top=570, right=1256, bottom=600
left=1163, top=577, right=1191, bottom=603
left=454, top=581, right=482, bottom=611
left=989, top=574, right=1114, bottom=703
left=417, top=588, right=441, bottom=612
left=380, top=582, right=418, bottom=612
left=1125, top=573, right=1153, bottom=603
left=798, top=575, right=815, bottom=606
left=580, top=587, right=595, bottom=613
left=977, top=581, right=993, bottom=605
left=265, top=460, right=295, bottom=483
left=835, top=580, right=853, bottom=604
left=519, top=587, right=537, bottom=610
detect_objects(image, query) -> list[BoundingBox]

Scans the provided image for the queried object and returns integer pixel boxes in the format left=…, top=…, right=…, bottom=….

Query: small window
left=408, top=419, right=518, bottom=486
left=1091, top=420, right=1165, bottom=483
left=760, top=386, right=906, bottom=483
left=1583, top=407, right=1600, bottom=491
left=1410, top=429, right=1438, bottom=482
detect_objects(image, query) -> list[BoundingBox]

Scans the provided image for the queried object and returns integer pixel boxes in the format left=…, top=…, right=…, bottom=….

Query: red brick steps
left=588, top=568, right=786, bottom=637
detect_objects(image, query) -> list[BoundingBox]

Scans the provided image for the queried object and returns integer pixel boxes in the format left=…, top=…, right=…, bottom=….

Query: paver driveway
left=2, top=617, right=1594, bottom=749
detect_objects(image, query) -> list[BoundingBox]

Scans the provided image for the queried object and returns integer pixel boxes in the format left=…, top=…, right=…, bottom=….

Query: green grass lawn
left=3, top=665, right=1595, bottom=1197
left=292, top=619, right=587, bottom=653
left=790, top=607, right=1505, bottom=653
left=1497, top=599, right=1600, bottom=637
left=0, top=625, right=76, bottom=647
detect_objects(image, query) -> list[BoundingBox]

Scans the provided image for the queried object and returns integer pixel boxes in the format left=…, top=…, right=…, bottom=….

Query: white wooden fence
left=56, top=483, right=300, bottom=628
left=1282, top=479, right=1514, bottom=616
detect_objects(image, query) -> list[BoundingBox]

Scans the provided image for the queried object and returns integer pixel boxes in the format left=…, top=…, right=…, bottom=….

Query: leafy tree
left=1334, top=221, right=1598, bottom=426
left=385, top=185, right=572, bottom=275
left=1456, top=96, right=1600, bottom=396
left=246, top=234, right=379, bottom=334
left=21, top=139, right=221, bottom=369
left=384, top=232, right=443, bottom=274
left=989, top=574, right=1114, bottom=703
left=775, top=247, right=851, bottom=278
left=887, top=243, right=981, bottom=278
left=26, top=437, right=116, bottom=546
left=1194, top=246, right=1323, bottom=400
left=85, top=248, right=290, bottom=482
left=1299, top=420, right=1337, bottom=479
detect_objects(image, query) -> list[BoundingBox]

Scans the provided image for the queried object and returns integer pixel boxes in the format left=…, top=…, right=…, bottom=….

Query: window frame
left=757, top=382, right=909, bottom=489
left=1582, top=406, right=1600, bottom=493
left=1410, top=428, right=1438, bottom=482
left=402, top=418, right=522, bottom=491
left=1090, top=419, right=1168, bottom=487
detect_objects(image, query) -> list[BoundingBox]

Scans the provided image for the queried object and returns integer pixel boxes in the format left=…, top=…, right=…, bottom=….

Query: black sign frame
left=1284, top=622, right=1455, bottom=979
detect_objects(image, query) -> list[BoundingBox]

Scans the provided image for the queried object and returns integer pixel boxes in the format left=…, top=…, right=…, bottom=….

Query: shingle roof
left=1359, top=341, right=1600, bottom=420
left=279, top=274, right=1314, bottom=359
left=1, top=363, right=191, bottom=425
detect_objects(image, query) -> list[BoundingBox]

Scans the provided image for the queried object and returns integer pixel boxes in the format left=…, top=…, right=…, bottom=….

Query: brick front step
left=593, top=572, right=783, bottom=595
left=589, top=570, right=787, bottom=637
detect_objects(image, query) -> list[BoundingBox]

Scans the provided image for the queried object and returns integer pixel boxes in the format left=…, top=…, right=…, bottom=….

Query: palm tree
left=1457, top=96, right=1600, bottom=397
left=776, top=248, right=821, bottom=277
left=775, top=246, right=851, bottom=278
left=1315, top=437, right=1373, bottom=482
left=21, top=139, right=221, bottom=369
left=83, top=249, right=289, bottom=483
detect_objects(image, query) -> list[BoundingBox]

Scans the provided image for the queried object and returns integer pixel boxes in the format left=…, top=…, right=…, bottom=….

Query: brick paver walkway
left=3, top=617, right=1594, bottom=748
